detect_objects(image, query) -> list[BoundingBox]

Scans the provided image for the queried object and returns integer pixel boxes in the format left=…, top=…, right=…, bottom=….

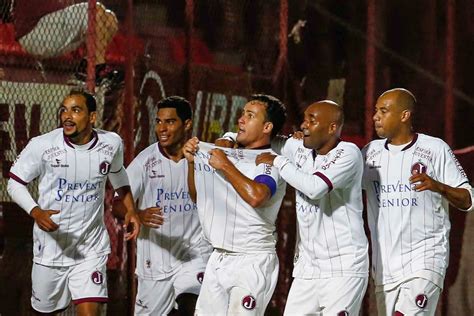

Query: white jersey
left=193, top=142, right=286, bottom=253
left=362, top=133, right=471, bottom=288
left=126, top=142, right=212, bottom=280
left=9, top=128, right=126, bottom=266
left=273, top=138, right=369, bottom=279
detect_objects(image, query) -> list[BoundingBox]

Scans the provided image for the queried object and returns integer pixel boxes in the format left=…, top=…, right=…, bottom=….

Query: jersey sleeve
left=275, top=145, right=361, bottom=200
left=125, top=157, right=144, bottom=202
left=9, top=137, right=43, bottom=184
left=436, top=140, right=470, bottom=188
left=110, top=138, right=125, bottom=173
left=253, top=161, right=280, bottom=197
left=278, top=137, right=301, bottom=163
left=360, top=144, right=369, bottom=190
left=108, top=139, right=129, bottom=189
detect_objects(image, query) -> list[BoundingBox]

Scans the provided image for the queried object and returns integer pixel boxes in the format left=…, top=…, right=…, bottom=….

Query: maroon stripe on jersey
left=64, top=134, right=75, bottom=148
left=394, top=311, right=405, bottom=316
left=73, top=297, right=108, bottom=305
left=402, top=133, right=418, bottom=151
left=8, top=172, right=28, bottom=185
left=314, top=171, right=333, bottom=192
left=87, top=131, right=99, bottom=150
left=384, top=133, right=419, bottom=151
left=63, top=131, right=98, bottom=149
left=158, top=143, right=169, bottom=159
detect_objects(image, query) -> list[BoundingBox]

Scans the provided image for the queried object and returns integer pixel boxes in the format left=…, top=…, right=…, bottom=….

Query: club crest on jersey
left=197, top=272, right=204, bottom=284
left=91, top=271, right=104, bottom=285
left=242, top=295, right=256, bottom=310
left=99, top=161, right=111, bottom=175
left=415, top=294, right=428, bottom=308
left=337, top=311, right=349, bottom=316
left=411, top=162, right=427, bottom=175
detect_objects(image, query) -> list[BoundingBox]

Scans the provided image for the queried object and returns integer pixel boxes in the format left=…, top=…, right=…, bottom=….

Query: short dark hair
left=156, top=96, right=192, bottom=122
left=68, top=90, right=97, bottom=113
left=249, top=94, right=287, bottom=137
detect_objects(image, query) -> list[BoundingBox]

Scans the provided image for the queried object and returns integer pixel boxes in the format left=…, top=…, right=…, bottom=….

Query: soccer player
left=362, top=88, right=474, bottom=315
left=7, top=90, right=140, bottom=315
left=255, top=100, right=369, bottom=315
left=113, top=96, right=212, bottom=315
left=183, top=94, right=287, bottom=315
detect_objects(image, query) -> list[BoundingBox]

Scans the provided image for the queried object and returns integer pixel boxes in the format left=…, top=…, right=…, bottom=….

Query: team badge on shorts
left=91, top=271, right=104, bottom=285
left=337, top=311, right=349, bottom=316
left=411, top=162, right=427, bottom=175
left=242, top=295, right=256, bottom=310
left=197, top=272, right=204, bottom=284
left=415, top=294, right=428, bottom=308
left=99, top=161, right=111, bottom=175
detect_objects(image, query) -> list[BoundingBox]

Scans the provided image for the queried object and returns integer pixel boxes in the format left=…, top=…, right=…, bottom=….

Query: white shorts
left=134, top=260, right=207, bottom=315
left=195, top=249, right=279, bottom=316
left=376, top=278, right=441, bottom=316
left=31, top=255, right=108, bottom=313
left=284, top=276, right=368, bottom=315
left=18, top=3, right=89, bottom=58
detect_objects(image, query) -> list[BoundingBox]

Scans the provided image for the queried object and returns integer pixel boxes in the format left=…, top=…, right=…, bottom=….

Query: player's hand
left=208, top=148, right=231, bottom=170
left=123, top=210, right=141, bottom=241
left=292, top=131, right=304, bottom=140
left=183, top=137, right=200, bottom=163
left=409, top=172, right=443, bottom=193
left=215, top=138, right=236, bottom=148
left=256, top=152, right=277, bottom=166
left=138, top=207, right=164, bottom=228
left=30, top=207, right=60, bottom=232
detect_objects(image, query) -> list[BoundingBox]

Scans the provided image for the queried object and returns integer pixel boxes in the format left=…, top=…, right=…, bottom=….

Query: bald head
left=300, top=100, right=344, bottom=153
left=378, top=88, right=416, bottom=113
left=308, top=100, right=344, bottom=130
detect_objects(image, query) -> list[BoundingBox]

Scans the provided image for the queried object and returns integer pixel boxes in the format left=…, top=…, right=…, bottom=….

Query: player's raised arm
left=209, top=148, right=272, bottom=208
left=184, top=137, right=199, bottom=202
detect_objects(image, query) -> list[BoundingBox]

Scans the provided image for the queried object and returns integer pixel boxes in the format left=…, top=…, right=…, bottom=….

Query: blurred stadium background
left=0, top=0, right=473, bottom=315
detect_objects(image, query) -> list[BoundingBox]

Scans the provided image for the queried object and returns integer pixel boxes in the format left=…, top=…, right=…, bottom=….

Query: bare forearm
left=220, top=164, right=270, bottom=208
left=115, top=186, right=137, bottom=215
left=188, top=161, right=197, bottom=202
left=438, top=184, right=472, bottom=210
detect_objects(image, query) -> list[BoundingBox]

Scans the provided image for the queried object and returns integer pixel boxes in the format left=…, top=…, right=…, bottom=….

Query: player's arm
left=209, top=148, right=272, bottom=207
left=7, top=137, right=60, bottom=232
left=7, top=179, right=60, bottom=232
left=410, top=141, right=474, bottom=212
left=183, top=137, right=199, bottom=202
left=410, top=174, right=473, bottom=211
left=114, top=184, right=140, bottom=240
left=262, top=147, right=359, bottom=200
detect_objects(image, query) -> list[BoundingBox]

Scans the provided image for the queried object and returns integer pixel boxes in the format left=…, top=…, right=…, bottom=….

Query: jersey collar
left=64, top=130, right=99, bottom=150
left=384, top=133, right=418, bottom=151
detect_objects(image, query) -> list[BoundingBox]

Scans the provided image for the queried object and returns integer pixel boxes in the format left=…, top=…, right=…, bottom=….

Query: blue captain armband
left=254, top=175, right=277, bottom=197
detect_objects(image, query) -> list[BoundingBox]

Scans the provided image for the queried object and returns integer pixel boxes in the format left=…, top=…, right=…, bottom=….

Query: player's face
left=60, top=95, right=96, bottom=144
left=236, top=101, right=271, bottom=148
left=155, top=108, right=190, bottom=149
left=373, top=94, right=403, bottom=139
left=300, top=104, right=331, bottom=150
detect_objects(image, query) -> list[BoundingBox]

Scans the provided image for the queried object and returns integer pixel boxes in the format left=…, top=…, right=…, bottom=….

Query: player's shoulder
left=416, top=133, right=448, bottom=147
left=28, top=128, right=63, bottom=146
left=95, top=129, right=123, bottom=144
left=337, top=140, right=362, bottom=158
left=361, top=138, right=385, bottom=155
left=134, top=142, right=159, bottom=162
